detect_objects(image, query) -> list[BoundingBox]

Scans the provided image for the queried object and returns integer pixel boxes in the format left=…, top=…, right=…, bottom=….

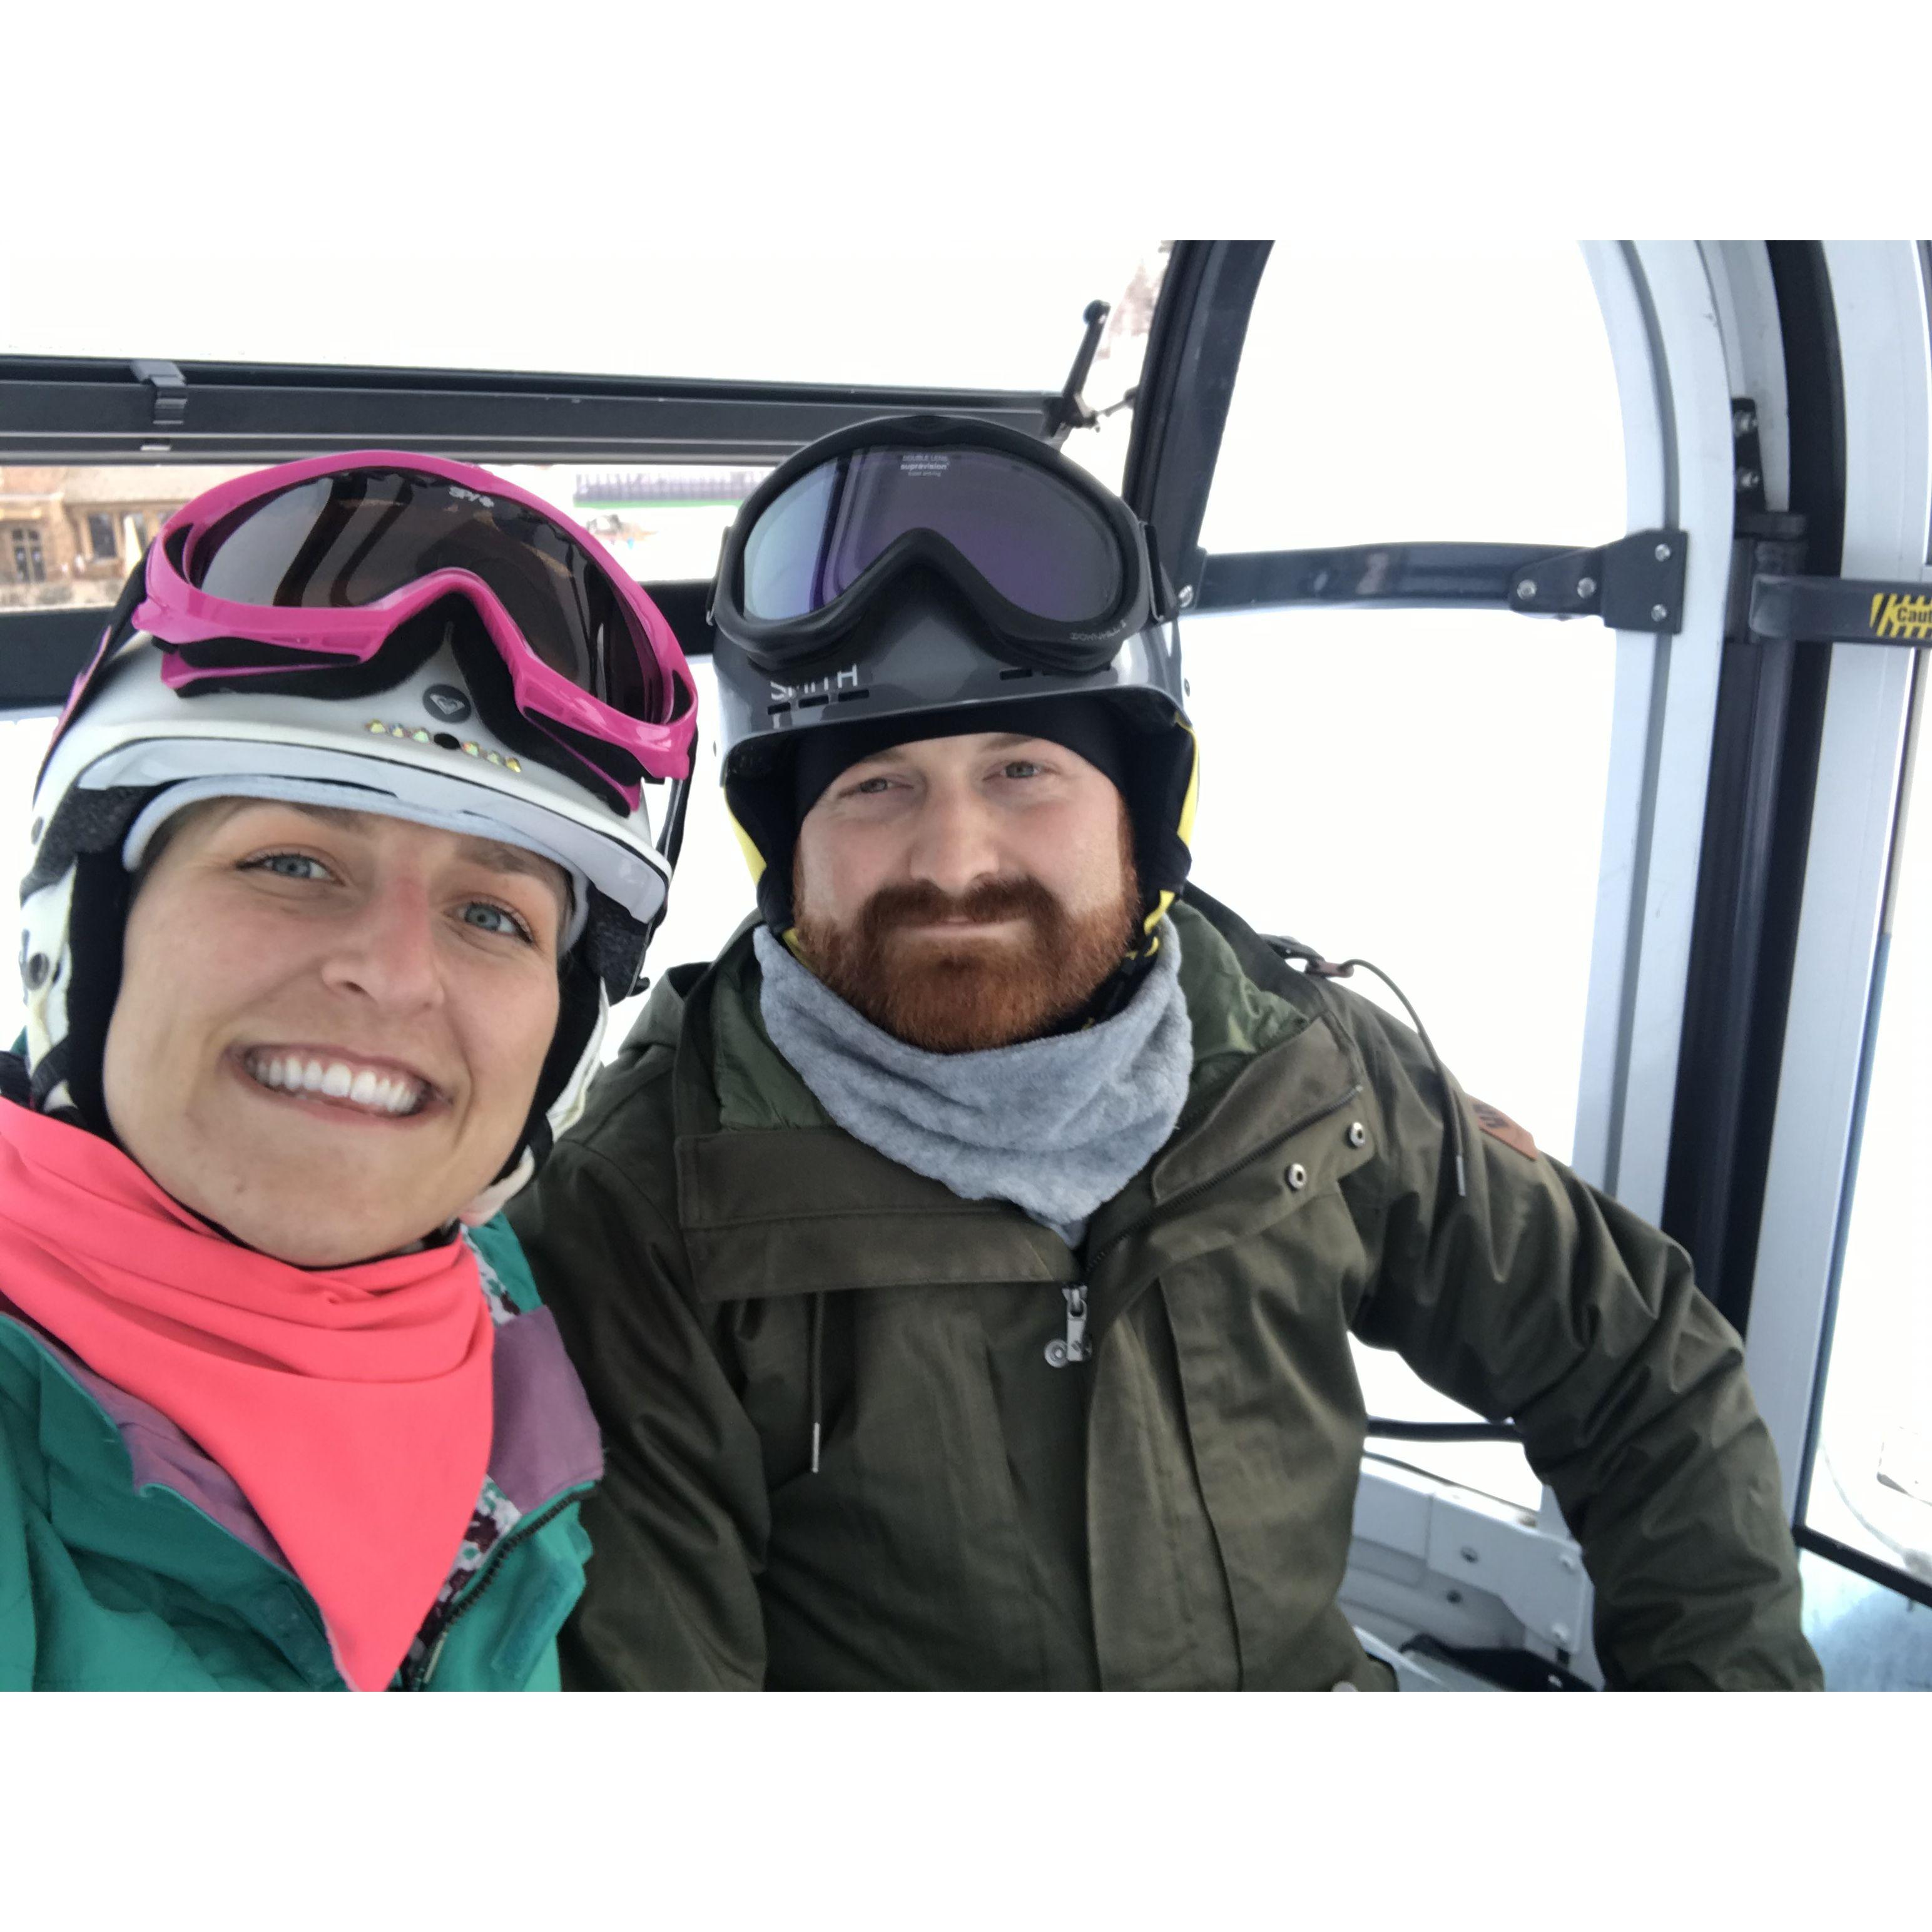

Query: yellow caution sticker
left=1869, top=592, right=1932, bottom=641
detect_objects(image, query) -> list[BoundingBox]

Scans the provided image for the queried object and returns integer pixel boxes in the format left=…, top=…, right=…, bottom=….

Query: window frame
left=1741, top=240, right=1932, bottom=1604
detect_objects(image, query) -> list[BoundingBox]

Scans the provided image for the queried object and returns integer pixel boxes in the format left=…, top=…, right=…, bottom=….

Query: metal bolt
left=1733, top=409, right=1757, bottom=437
left=1176, top=584, right=1196, bottom=609
left=1654, top=542, right=1671, bottom=561
left=1346, top=1121, right=1368, bottom=1148
left=1286, top=1162, right=1308, bottom=1191
left=1045, top=1340, right=1070, bottom=1368
left=1574, top=576, right=1596, bottom=598
left=1650, top=603, right=1669, bottom=623
left=1552, top=1623, right=1572, bottom=1645
left=1515, top=579, right=1537, bottom=601
left=1460, top=1546, right=1480, bottom=1564
left=1736, top=467, right=1761, bottom=492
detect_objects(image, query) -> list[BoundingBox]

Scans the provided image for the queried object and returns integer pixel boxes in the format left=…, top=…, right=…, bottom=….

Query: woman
left=0, top=454, right=696, bottom=1690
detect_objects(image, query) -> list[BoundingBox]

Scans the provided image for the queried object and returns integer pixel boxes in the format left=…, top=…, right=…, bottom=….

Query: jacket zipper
left=1044, top=1283, right=1091, bottom=1366
left=1075, top=1078, right=1363, bottom=1324
left=414, top=1488, right=586, bottom=1689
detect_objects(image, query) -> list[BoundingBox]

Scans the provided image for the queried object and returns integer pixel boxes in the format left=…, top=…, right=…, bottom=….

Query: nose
left=905, top=777, right=1005, bottom=898
left=317, top=872, right=445, bottom=1012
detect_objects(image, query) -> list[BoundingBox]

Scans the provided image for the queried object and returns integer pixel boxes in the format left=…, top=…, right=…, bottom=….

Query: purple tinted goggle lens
left=740, top=446, right=1124, bottom=624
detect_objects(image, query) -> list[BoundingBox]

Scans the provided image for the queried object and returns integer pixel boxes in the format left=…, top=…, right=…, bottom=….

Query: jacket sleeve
left=1339, top=994, right=1823, bottom=1690
left=507, top=1132, right=772, bottom=1690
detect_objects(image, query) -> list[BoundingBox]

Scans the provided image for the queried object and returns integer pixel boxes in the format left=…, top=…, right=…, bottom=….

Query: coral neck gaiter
left=0, top=1099, right=493, bottom=1692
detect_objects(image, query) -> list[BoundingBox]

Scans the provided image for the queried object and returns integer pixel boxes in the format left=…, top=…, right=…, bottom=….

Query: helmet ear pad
left=29, top=846, right=132, bottom=1134
left=721, top=740, right=811, bottom=932
left=509, top=949, right=604, bottom=1176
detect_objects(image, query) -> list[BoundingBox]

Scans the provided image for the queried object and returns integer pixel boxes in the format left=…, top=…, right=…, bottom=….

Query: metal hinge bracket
left=1507, top=528, right=1688, bottom=633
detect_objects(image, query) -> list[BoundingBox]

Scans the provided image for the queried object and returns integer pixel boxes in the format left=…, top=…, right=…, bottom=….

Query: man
left=510, top=414, right=1821, bottom=1690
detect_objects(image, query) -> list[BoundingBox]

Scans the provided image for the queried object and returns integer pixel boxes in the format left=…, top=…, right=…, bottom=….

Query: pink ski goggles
left=128, top=452, right=697, bottom=808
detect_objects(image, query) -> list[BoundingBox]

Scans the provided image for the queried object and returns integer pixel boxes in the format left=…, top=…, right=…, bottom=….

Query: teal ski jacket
left=0, top=1216, right=600, bottom=1691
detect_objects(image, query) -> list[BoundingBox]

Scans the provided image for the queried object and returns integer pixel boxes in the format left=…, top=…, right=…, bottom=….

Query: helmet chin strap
left=458, top=1147, right=536, bottom=1228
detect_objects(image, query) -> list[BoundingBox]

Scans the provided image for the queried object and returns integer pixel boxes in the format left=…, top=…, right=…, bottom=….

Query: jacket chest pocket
left=1090, top=1055, right=1381, bottom=1343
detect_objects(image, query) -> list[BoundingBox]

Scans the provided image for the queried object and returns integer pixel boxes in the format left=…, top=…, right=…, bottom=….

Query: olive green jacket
left=511, top=891, right=1821, bottom=1690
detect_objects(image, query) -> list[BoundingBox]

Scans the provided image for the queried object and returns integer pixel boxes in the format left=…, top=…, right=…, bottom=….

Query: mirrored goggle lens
left=740, top=447, right=1124, bottom=624
left=190, top=469, right=670, bottom=723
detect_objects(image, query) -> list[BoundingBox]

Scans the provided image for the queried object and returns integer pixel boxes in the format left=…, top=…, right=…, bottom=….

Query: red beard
left=793, top=821, right=1141, bottom=1054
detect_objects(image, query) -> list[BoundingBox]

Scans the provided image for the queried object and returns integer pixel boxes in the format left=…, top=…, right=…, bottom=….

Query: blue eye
left=247, top=852, right=330, bottom=881
left=1002, top=761, right=1044, bottom=780
left=462, top=902, right=531, bottom=942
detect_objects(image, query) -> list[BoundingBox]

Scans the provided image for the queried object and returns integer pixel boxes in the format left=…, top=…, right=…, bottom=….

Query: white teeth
left=247, top=1052, right=424, bottom=1116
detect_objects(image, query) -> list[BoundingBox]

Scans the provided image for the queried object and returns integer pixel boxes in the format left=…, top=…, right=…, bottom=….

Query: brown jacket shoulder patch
left=1472, top=1099, right=1538, bottom=1161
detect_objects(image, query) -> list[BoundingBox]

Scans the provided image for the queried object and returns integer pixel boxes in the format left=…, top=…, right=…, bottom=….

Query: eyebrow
left=252, top=803, right=569, bottom=904
left=858, top=733, right=1042, bottom=766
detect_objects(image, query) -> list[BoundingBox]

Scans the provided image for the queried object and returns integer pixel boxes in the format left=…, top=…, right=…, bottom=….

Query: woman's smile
left=233, top=1045, right=442, bottom=1121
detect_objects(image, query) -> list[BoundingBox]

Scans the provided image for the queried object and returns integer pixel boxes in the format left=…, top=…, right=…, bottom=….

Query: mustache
left=861, top=876, right=1061, bottom=935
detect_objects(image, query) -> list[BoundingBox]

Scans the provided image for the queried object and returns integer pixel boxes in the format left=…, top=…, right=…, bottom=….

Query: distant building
left=575, top=468, right=770, bottom=509
left=1, top=465, right=253, bottom=610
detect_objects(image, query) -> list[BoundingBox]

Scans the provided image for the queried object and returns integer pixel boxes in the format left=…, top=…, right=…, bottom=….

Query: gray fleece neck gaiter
left=753, top=920, right=1192, bottom=1249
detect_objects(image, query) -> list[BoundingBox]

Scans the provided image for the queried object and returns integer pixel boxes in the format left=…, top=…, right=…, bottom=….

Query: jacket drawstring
left=808, top=1291, right=825, bottom=1475
left=1268, top=937, right=1468, bottom=1200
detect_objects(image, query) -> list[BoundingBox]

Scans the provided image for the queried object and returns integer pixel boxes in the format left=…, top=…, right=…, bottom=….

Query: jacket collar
left=673, top=895, right=1373, bottom=1312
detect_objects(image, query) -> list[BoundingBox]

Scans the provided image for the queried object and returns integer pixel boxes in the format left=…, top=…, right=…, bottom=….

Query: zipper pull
left=1044, top=1284, right=1092, bottom=1368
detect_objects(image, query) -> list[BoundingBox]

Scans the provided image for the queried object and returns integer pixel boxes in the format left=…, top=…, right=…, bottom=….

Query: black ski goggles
left=709, top=415, right=1168, bottom=678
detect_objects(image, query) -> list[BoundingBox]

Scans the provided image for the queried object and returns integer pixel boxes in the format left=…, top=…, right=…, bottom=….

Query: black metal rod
left=0, top=354, right=1056, bottom=465
left=1364, top=1418, right=1522, bottom=1443
left=1196, top=542, right=1578, bottom=613
left=1750, top=572, right=1932, bottom=646
left=1794, top=1524, right=1932, bottom=1614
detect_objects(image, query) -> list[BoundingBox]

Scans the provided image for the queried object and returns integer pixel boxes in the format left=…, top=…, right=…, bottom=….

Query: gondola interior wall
left=2, top=240, right=1927, bottom=1689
